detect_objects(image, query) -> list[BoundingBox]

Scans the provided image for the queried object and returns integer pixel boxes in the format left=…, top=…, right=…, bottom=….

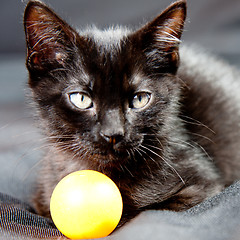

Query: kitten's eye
left=131, top=92, right=151, bottom=109
left=69, top=92, right=93, bottom=109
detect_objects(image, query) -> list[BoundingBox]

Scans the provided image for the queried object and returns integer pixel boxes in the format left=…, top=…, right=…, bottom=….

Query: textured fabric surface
left=0, top=194, right=64, bottom=240
left=109, top=181, right=240, bottom=240
left=0, top=181, right=240, bottom=240
left=0, top=1, right=240, bottom=202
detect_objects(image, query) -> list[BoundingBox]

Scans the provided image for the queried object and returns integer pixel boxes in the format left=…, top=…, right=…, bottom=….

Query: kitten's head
left=24, top=1, right=186, bottom=170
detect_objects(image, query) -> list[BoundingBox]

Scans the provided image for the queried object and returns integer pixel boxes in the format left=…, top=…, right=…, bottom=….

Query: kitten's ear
left=24, top=1, right=77, bottom=72
left=133, top=0, right=186, bottom=72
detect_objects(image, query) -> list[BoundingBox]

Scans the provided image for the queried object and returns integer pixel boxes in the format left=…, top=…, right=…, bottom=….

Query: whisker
left=168, top=137, right=213, bottom=162
left=144, top=143, right=163, bottom=152
left=21, top=156, right=45, bottom=182
left=139, top=144, right=185, bottom=185
left=134, top=147, right=153, bottom=174
left=189, top=132, right=215, bottom=144
left=180, top=115, right=215, bottom=134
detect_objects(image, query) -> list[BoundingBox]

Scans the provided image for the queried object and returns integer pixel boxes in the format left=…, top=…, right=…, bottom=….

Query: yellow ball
left=50, top=170, right=123, bottom=239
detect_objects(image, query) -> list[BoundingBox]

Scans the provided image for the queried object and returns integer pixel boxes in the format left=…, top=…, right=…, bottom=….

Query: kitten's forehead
left=80, top=26, right=131, bottom=51
left=74, top=26, right=136, bottom=90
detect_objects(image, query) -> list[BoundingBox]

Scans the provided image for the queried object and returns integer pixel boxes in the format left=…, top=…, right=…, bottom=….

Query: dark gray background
left=1, top=0, right=240, bottom=61
left=0, top=0, right=240, bottom=202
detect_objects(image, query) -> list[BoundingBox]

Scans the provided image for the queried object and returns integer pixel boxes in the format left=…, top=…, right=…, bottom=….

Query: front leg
left=157, top=183, right=223, bottom=211
left=119, top=163, right=224, bottom=216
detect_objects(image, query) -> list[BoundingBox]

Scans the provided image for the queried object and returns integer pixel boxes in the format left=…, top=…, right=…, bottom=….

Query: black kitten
left=24, top=0, right=240, bottom=224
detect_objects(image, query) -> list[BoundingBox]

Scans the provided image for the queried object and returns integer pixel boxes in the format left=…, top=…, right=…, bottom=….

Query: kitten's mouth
left=104, top=148, right=128, bottom=161
left=92, top=145, right=131, bottom=165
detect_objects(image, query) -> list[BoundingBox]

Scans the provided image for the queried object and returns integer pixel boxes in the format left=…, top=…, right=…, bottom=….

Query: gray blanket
left=0, top=181, right=240, bottom=240
left=109, top=181, right=240, bottom=240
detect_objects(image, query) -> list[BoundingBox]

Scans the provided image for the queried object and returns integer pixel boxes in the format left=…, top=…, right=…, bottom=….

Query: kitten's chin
left=92, top=148, right=130, bottom=166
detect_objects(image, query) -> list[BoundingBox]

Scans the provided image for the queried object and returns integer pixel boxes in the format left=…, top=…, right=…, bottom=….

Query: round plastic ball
left=50, top=170, right=123, bottom=239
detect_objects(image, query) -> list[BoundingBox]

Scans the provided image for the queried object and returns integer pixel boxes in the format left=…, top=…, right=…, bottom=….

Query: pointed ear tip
left=166, top=0, right=187, bottom=12
left=175, top=0, right=187, bottom=5
left=24, top=0, right=57, bottom=28
left=168, top=0, right=187, bottom=19
left=160, top=0, right=187, bottom=18
left=24, top=0, right=47, bottom=20
left=25, top=0, right=46, bottom=8
left=175, top=0, right=187, bottom=11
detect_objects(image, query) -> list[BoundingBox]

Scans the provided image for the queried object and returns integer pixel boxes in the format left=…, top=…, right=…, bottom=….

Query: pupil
left=81, top=95, right=84, bottom=102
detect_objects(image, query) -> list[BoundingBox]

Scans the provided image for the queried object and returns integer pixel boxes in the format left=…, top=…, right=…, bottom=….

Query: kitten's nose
left=100, top=132, right=124, bottom=146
